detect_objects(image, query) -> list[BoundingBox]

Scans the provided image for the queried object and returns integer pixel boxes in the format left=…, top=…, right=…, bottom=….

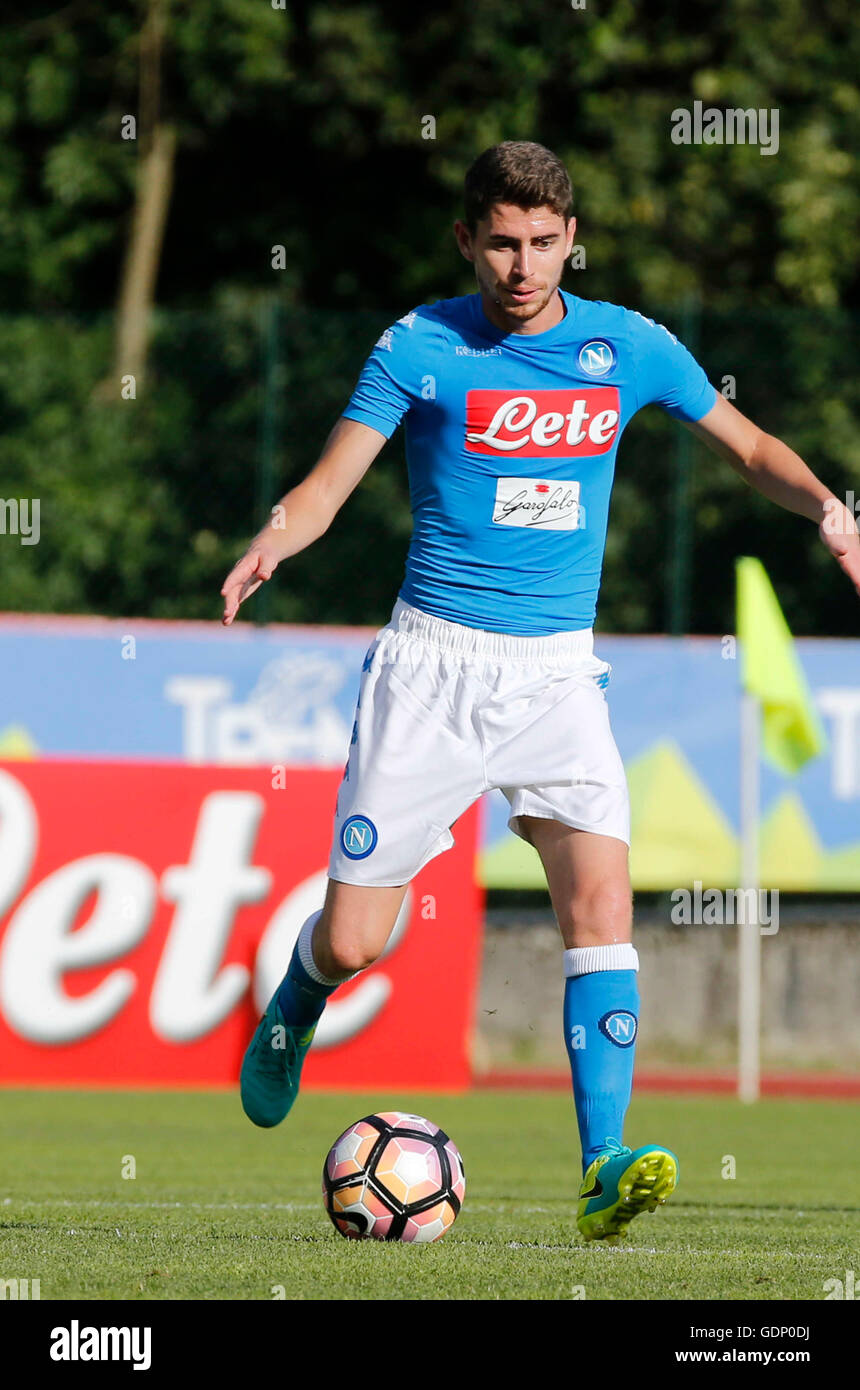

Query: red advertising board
left=0, top=762, right=483, bottom=1089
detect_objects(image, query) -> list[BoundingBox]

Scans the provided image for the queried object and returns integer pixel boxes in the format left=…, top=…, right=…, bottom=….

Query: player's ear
left=453, top=219, right=476, bottom=262
left=565, top=216, right=576, bottom=255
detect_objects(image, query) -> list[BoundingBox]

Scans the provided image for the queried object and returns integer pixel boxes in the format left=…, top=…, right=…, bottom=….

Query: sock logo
left=598, top=1009, right=638, bottom=1047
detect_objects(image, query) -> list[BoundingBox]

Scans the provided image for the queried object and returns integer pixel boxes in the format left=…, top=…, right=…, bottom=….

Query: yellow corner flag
left=736, top=557, right=827, bottom=775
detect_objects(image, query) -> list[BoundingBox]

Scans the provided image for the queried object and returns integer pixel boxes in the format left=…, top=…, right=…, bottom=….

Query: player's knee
left=317, top=935, right=383, bottom=978
left=568, top=881, right=632, bottom=938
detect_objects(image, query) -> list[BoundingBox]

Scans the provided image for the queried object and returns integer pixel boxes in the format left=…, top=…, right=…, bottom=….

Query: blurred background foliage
left=0, top=0, right=857, bottom=632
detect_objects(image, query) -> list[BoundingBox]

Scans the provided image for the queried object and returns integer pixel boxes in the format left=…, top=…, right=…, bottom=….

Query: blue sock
left=563, top=944, right=640, bottom=1176
left=276, top=910, right=344, bottom=1028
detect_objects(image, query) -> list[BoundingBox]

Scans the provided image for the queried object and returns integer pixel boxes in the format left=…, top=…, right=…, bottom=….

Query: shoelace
left=257, top=1019, right=300, bottom=1071
left=601, top=1137, right=632, bottom=1158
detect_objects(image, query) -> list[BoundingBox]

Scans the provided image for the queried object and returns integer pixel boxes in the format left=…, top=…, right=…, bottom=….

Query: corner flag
left=735, top=556, right=827, bottom=775
left=734, top=556, right=828, bottom=1104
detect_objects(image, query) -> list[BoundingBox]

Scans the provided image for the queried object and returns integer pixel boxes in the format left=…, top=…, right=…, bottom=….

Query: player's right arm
left=220, top=416, right=387, bottom=625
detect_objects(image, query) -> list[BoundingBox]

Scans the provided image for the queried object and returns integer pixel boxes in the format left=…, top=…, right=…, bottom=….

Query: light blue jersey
left=342, top=290, right=716, bottom=635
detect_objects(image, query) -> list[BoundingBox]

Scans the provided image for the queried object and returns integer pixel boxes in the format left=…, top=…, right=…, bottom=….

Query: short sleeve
left=631, top=312, right=717, bottom=422
left=341, top=314, right=422, bottom=439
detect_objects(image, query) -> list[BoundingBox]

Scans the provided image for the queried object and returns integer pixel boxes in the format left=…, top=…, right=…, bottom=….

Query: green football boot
left=240, top=993, right=317, bottom=1128
left=577, top=1138, right=679, bottom=1242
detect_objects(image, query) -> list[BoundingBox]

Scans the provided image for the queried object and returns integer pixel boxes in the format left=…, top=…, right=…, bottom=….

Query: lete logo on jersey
left=465, top=388, right=620, bottom=457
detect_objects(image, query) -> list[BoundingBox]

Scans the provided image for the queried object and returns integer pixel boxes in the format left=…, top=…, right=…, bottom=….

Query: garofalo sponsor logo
left=492, top=478, right=585, bottom=530
left=50, top=1321, right=151, bottom=1371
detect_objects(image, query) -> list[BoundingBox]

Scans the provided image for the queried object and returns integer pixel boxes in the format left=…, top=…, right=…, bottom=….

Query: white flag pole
left=738, top=690, right=761, bottom=1103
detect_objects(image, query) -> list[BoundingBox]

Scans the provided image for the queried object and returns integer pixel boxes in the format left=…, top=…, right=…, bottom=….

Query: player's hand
left=220, top=542, right=280, bottom=625
left=819, top=498, right=860, bottom=599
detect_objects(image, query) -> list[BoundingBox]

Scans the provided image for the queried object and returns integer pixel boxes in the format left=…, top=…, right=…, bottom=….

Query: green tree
left=1, top=1, right=857, bottom=633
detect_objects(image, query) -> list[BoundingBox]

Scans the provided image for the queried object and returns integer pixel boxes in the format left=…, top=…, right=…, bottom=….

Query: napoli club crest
left=577, top=340, right=617, bottom=377
left=598, top=1009, right=638, bottom=1047
left=340, top=815, right=378, bottom=860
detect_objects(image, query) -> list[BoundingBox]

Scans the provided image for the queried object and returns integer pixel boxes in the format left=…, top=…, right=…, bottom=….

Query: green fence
left=1, top=296, right=857, bottom=634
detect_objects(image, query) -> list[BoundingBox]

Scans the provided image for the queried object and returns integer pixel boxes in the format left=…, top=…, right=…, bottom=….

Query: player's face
left=455, top=203, right=575, bottom=333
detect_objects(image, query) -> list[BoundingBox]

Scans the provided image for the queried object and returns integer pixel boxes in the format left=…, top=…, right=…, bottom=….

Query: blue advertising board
left=1, top=614, right=858, bottom=888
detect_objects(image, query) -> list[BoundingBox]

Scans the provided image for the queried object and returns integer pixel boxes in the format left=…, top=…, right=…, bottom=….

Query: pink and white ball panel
left=329, top=1182, right=395, bottom=1241
left=402, top=1199, right=458, bottom=1244
left=375, top=1135, right=444, bottom=1206
left=324, top=1119, right=379, bottom=1184
left=374, top=1112, right=443, bottom=1135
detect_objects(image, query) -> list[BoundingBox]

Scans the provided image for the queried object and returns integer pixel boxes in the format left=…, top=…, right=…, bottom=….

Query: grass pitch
left=0, top=1088, right=856, bottom=1301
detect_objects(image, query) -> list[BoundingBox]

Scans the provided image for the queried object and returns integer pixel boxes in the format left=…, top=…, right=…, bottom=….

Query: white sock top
left=296, top=908, right=349, bottom=987
left=563, top=943, right=639, bottom=977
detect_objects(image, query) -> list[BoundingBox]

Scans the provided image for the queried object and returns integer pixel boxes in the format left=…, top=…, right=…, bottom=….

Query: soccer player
left=221, top=142, right=860, bottom=1241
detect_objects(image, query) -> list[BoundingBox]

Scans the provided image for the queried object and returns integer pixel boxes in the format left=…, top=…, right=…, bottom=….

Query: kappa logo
left=598, top=1009, right=638, bottom=1048
left=631, top=311, right=678, bottom=345
left=465, top=388, right=620, bottom=457
left=340, top=814, right=378, bottom=860
left=577, top=340, right=617, bottom=377
left=455, top=344, right=503, bottom=357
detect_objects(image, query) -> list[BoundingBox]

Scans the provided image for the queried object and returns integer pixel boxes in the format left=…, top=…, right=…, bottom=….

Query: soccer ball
left=322, top=1111, right=466, bottom=1243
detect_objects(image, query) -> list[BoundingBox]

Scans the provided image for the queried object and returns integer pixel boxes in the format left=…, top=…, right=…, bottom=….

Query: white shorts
left=328, top=599, right=630, bottom=887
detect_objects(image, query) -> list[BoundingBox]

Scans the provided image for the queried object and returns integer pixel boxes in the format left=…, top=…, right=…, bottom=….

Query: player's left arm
left=684, top=394, right=860, bottom=597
